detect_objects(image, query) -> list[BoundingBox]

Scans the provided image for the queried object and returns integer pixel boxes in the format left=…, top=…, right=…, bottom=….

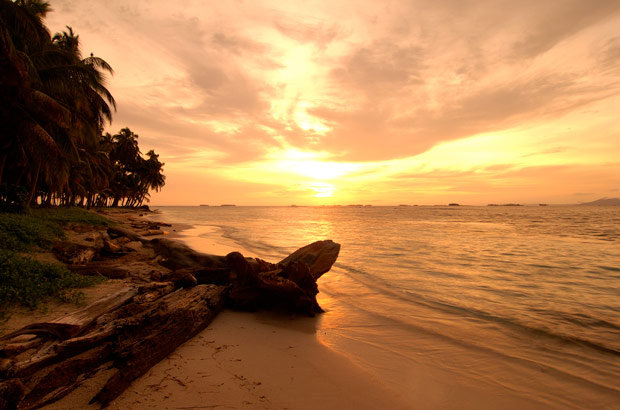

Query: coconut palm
left=0, top=0, right=67, bottom=205
left=1, top=0, right=165, bottom=209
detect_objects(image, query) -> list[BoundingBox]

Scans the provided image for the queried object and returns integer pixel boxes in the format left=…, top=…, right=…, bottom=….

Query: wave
left=204, top=216, right=620, bottom=358
left=332, top=262, right=620, bottom=357
left=321, top=286, right=620, bottom=399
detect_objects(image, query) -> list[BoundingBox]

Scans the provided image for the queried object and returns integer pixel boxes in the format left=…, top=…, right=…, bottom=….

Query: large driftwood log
left=279, top=239, right=341, bottom=280
left=92, top=284, right=227, bottom=406
left=1, top=223, right=341, bottom=409
left=67, top=264, right=130, bottom=279
left=225, top=252, right=323, bottom=314
left=0, top=287, right=138, bottom=342
left=0, top=284, right=227, bottom=410
left=146, top=238, right=229, bottom=270
left=153, top=240, right=341, bottom=314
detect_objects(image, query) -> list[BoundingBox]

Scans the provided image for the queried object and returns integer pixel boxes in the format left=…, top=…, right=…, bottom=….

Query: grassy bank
left=0, top=208, right=111, bottom=317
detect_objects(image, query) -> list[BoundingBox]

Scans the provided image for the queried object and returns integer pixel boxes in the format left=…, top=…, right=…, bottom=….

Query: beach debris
left=67, top=263, right=131, bottom=279
left=0, top=285, right=227, bottom=409
left=0, top=220, right=340, bottom=409
left=52, top=241, right=97, bottom=265
left=279, top=239, right=341, bottom=280
left=152, top=239, right=340, bottom=314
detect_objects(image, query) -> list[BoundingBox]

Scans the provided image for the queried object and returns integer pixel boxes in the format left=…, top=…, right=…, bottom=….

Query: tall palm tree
left=0, top=0, right=66, bottom=205
left=108, top=128, right=140, bottom=206
left=132, top=149, right=165, bottom=206
left=51, top=26, right=116, bottom=136
left=1, top=1, right=118, bottom=206
left=2, top=1, right=165, bottom=209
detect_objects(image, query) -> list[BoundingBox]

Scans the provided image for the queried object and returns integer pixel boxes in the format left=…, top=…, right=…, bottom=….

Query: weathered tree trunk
left=279, top=240, right=341, bottom=280
left=1, top=220, right=341, bottom=409
left=0, top=284, right=227, bottom=410
left=26, top=162, right=40, bottom=207
left=0, top=287, right=138, bottom=343
left=0, top=153, right=7, bottom=186
left=67, top=264, right=130, bottom=279
left=92, top=284, right=227, bottom=406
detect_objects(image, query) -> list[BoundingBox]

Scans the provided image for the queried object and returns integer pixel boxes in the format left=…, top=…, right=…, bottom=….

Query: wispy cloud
left=44, top=0, right=620, bottom=204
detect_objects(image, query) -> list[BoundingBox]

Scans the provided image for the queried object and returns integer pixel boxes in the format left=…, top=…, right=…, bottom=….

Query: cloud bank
left=44, top=0, right=620, bottom=204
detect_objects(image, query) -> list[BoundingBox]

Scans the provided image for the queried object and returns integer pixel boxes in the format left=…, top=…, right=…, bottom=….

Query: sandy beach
left=106, top=310, right=413, bottom=410
left=40, top=310, right=413, bottom=410
left=108, top=211, right=413, bottom=410
left=1, top=209, right=412, bottom=410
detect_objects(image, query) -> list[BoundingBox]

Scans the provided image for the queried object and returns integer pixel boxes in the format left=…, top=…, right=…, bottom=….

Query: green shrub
left=0, top=213, right=65, bottom=251
left=0, top=250, right=101, bottom=316
left=0, top=207, right=111, bottom=252
left=32, top=207, right=112, bottom=227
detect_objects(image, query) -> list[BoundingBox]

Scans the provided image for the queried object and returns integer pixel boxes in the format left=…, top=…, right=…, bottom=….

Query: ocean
left=150, top=205, right=620, bottom=409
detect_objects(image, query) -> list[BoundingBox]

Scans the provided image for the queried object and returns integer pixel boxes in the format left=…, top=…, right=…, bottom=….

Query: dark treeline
left=0, top=0, right=165, bottom=210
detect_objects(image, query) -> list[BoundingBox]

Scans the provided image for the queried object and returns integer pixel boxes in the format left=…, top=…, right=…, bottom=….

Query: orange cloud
left=44, top=0, right=620, bottom=205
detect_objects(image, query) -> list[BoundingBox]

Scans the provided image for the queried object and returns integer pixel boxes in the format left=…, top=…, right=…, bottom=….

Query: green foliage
left=0, top=207, right=109, bottom=315
left=0, top=213, right=65, bottom=251
left=32, top=207, right=112, bottom=227
left=0, top=207, right=110, bottom=252
left=0, top=250, right=101, bottom=316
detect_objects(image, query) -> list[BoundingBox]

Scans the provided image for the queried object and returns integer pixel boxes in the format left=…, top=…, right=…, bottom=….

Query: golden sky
left=46, top=0, right=620, bottom=205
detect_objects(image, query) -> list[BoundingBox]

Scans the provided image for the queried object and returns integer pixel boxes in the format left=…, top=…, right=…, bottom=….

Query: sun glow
left=308, top=182, right=335, bottom=198
left=294, top=102, right=331, bottom=134
left=273, top=149, right=361, bottom=181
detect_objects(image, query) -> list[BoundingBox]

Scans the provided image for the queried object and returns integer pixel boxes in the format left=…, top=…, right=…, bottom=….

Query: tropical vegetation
left=0, top=0, right=165, bottom=211
left=0, top=207, right=109, bottom=315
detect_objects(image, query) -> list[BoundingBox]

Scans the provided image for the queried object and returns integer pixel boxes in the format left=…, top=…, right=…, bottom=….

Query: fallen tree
left=0, top=225, right=340, bottom=409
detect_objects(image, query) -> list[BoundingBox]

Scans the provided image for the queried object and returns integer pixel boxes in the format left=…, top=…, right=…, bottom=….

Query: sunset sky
left=45, top=0, right=620, bottom=206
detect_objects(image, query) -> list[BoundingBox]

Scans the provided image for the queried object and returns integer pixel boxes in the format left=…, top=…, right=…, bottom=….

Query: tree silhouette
left=0, top=0, right=164, bottom=209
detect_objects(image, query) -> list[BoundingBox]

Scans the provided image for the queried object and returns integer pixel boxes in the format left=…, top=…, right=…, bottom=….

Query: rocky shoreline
left=0, top=209, right=340, bottom=410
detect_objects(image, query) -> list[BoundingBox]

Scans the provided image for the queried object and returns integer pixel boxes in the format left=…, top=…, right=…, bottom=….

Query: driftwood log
left=1, top=223, right=340, bottom=409
left=1, top=284, right=227, bottom=410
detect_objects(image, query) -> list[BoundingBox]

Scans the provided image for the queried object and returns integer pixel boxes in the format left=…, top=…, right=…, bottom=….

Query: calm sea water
left=151, top=205, right=620, bottom=409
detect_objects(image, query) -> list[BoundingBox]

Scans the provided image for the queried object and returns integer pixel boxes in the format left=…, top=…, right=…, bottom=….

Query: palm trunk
left=27, top=163, right=41, bottom=207
left=0, top=153, right=7, bottom=185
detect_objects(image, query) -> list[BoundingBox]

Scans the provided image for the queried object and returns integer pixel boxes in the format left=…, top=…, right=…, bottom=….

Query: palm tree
left=1, top=1, right=118, bottom=206
left=51, top=26, right=116, bottom=136
left=132, top=150, right=165, bottom=206
left=0, top=0, right=66, bottom=205
left=13, top=0, right=51, bottom=18
left=108, top=128, right=140, bottom=206
left=2, top=1, right=165, bottom=209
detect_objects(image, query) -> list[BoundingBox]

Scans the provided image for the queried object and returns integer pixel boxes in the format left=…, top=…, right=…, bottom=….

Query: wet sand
left=103, top=310, right=413, bottom=410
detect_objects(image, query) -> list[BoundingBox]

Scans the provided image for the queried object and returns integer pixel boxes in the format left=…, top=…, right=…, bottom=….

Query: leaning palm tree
left=13, top=0, right=51, bottom=18
left=1, top=1, right=117, bottom=206
left=49, top=26, right=116, bottom=163
left=0, top=0, right=67, bottom=205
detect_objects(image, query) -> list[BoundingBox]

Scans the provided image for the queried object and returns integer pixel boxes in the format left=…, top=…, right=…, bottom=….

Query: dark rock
left=52, top=241, right=96, bottom=265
